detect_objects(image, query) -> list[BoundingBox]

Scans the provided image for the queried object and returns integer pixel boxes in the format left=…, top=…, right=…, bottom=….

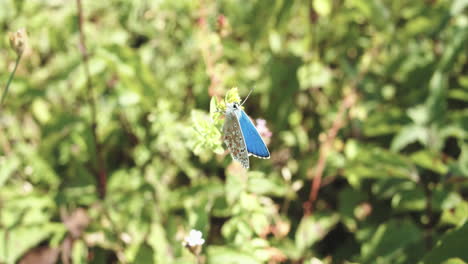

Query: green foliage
left=1, top=0, right=468, bottom=263
left=421, top=222, right=468, bottom=264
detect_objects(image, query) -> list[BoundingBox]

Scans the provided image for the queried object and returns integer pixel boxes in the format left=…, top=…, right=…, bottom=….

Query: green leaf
left=134, top=243, right=154, bottom=264
left=295, top=213, right=339, bottom=252
left=222, top=216, right=254, bottom=242
left=72, top=240, right=88, bottom=264
left=207, top=246, right=261, bottom=264
left=391, top=125, right=429, bottom=152
left=247, top=172, right=287, bottom=197
left=451, top=0, right=468, bottom=15
left=362, top=107, right=406, bottom=137
left=210, top=96, right=224, bottom=124
left=391, top=184, right=461, bottom=213
left=390, top=186, right=425, bottom=212
left=297, top=62, right=332, bottom=90
left=226, top=170, right=245, bottom=205
left=420, top=222, right=468, bottom=264
left=313, top=0, right=332, bottom=17
left=442, top=258, right=467, bottom=264
left=148, top=223, right=173, bottom=264
left=437, top=25, right=468, bottom=74
left=408, top=105, right=430, bottom=125
left=455, top=143, right=468, bottom=177
left=250, top=212, right=269, bottom=237
left=440, top=201, right=468, bottom=227
left=449, top=88, right=468, bottom=102
left=0, top=224, right=64, bottom=263
left=268, top=30, right=282, bottom=53
left=190, top=110, right=224, bottom=155
left=0, top=155, right=20, bottom=187
left=360, top=219, right=423, bottom=264
left=338, top=187, right=367, bottom=231
left=32, top=99, right=51, bottom=124
left=344, top=144, right=415, bottom=187
left=425, top=70, right=448, bottom=124
left=410, top=150, right=448, bottom=174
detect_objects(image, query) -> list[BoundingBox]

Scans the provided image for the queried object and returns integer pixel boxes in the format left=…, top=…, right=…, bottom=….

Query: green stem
left=1, top=54, right=22, bottom=106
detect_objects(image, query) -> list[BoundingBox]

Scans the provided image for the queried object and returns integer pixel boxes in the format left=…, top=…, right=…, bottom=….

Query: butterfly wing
left=223, top=110, right=250, bottom=168
left=238, top=109, right=270, bottom=159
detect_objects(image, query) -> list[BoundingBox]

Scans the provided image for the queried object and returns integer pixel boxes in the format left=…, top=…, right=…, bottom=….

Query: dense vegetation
left=1, top=0, right=467, bottom=263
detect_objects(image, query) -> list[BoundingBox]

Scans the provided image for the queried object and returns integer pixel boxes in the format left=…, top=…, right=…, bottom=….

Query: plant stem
left=303, top=91, right=356, bottom=216
left=303, top=45, right=380, bottom=216
left=1, top=54, right=22, bottom=107
left=76, top=0, right=107, bottom=199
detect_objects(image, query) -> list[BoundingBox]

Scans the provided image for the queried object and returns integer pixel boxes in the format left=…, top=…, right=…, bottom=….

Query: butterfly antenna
left=240, top=87, right=254, bottom=106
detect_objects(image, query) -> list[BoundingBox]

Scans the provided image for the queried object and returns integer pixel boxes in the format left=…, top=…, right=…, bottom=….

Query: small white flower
left=183, top=229, right=205, bottom=247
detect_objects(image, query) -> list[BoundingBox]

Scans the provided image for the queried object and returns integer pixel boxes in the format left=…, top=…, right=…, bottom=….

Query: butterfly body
left=223, top=102, right=270, bottom=169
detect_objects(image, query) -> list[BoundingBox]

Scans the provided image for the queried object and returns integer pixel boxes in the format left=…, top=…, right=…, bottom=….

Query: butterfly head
left=225, top=102, right=241, bottom=113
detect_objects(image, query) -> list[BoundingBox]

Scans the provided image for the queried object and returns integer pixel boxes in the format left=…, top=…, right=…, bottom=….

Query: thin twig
left=303, top=46, right=379, bottom=216
left=303, top=92, right=356, bottom=216
left=76, top=0, right=107, bottom=199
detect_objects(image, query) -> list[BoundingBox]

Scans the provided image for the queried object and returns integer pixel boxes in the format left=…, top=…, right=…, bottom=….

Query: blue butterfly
left=223, top=94, right=270, bottom=169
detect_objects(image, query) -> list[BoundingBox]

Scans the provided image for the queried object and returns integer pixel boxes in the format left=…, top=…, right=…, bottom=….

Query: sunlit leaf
left=391, top=125, right=429, bottom=152
left=207, top=246, right=261, bottom=264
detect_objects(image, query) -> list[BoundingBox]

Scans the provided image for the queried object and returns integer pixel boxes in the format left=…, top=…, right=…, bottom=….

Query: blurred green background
left=1, top=0, right=468, bottom=263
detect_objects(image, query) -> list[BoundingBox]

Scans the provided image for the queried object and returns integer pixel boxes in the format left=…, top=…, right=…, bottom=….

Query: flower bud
left=8, top=28, right=28, bottom=56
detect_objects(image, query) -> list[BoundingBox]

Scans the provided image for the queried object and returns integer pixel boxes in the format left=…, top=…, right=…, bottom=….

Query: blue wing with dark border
left=238, top=109, right=270, bottom=158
